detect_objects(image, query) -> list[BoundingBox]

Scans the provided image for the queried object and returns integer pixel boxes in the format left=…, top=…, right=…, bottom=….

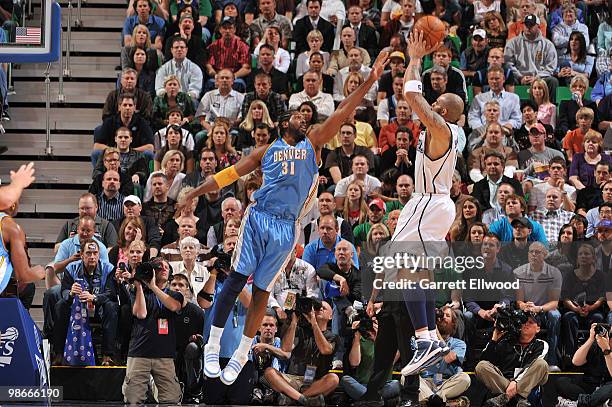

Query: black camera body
left=494, top=303, right=529, bottom=339
left=197, top=245, right=233, bottom=276
left=595, top=323, right=611, bottom=337
left=294, top=294, right=322, bottom=315
left=129, top=262, right=155, bottom=284
left=349, top=308, right=374, bottom=338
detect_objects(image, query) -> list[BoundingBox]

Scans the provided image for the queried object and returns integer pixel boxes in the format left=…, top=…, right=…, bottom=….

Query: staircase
left=1, top=0, right=124, bottom=327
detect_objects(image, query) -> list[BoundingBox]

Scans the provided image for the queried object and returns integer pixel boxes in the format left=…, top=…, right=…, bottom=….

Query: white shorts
left=392, top=193, right=455, bottom=242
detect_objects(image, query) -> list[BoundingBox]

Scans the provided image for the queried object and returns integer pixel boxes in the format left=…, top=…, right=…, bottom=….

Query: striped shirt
left=513, top=262, right=562, bottom=306
left=195, top=89, right=244, bottom=123
left=97, top=192, right=125, bottom=222
left=207, top=36, right=249, bottom=74
left=530, top=208, right=574, bottom=242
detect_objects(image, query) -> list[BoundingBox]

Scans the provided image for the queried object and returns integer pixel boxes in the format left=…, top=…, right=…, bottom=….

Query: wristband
left=197, top=291, right=214, bottom=302
left=213, top=165, right=240, bottom=189
left=404, top=80, right=423, bottom=94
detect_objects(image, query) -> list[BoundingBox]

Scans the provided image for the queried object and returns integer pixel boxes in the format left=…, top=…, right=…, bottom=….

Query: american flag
left=15, top=27, right=41, bottom=44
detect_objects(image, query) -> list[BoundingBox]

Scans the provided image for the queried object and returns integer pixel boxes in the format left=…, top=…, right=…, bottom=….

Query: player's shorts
left=232, top=205, right=297, bottom=291
left=392, top=193, right=455, bottom=242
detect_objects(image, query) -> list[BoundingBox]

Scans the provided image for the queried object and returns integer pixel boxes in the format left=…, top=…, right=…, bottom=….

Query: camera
left=494, top=303, right=529, bottom=339
left=348, top=302, right=375, bottom=339
left=129, top=262, right=155, bottom=284
left=295, top=294, right=322, bottom=315
left=595, top=323, right=611, bottom=337
left=197, top=245, right=232, bottom=276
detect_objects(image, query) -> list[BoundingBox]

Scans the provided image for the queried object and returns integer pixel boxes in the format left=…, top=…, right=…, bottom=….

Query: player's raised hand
left=10, top=162, right=35, bottom=189
left=371, top=51, right=390, bottom=80
left=407, top=30, right=441, bottom=61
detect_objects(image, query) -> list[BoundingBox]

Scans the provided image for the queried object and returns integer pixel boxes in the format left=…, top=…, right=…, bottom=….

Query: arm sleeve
left=316, top=263, right=337, bottom=281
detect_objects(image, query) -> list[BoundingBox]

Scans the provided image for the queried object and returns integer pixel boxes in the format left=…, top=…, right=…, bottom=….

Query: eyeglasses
left=104, top=158, right=119, bottom=163
left=528, top=249, right=546, bottom=255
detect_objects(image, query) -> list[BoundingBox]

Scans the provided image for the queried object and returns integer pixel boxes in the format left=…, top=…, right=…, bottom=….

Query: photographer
left=475, top=311, right=549, bottom=407
left=340, top=312, right=401, bottom=404
left=419, top=306, right=470, bottom=407
left=263, top=300, right=339, bottom=407
left=252, top=312, right=290, bottom=404
left=269, top=249, right=320, bottom=322
left=121, top=259, right=183, bottom=405
left=169, top=273, right=205, bottom=403
left=555, top=323, right=612, bottom=407
left=316, top=239, right=362, bottom=369
left=53, top=239, right=117, bottom=366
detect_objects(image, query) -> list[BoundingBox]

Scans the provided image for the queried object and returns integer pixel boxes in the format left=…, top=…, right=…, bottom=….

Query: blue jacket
left=421, top=337, right=467, bottom=379
left=592, top=71, right=612, bottom=103
left=488, top=216, right=548, bottom=245
left=61, top=260, right=115, bottom=303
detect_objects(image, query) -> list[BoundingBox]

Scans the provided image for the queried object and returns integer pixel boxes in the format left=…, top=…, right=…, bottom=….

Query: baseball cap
left=529, top=123, right=546, bottom=135
left=524, top=14, right=540, bottom=27
left=123, top=195, right=142, bottom=206
left=221, top=16, right=236, bottom=26
left=472, top=29, right=486, bottom=39
left=511, top=217, right=533, bottom=230
left=389, top=51, right=405, bottom=62
left=179, top=13, right=194, bottom=23
left=369, top=198, right=386, bottom=212
left=597, top=219, right=612, bottom=229
left=527, top=311, right=543, bottom=326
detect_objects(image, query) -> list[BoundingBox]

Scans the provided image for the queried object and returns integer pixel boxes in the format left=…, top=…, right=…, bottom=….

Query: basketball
left=413, top=15, right=446, bottom=50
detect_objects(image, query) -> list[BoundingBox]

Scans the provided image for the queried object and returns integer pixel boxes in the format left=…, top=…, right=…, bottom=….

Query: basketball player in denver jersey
left=395, top=31, right=465, bottom=376
left=177, top=53, right=390, bottom=389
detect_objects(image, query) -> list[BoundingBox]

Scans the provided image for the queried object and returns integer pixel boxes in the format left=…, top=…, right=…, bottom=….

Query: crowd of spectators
left=11, top=0, right=612, bottom=404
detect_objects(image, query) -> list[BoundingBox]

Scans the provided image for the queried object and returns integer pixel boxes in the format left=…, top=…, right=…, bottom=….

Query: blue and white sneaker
left=220, top=352, right=248, bottom=385
left=204, top=343, right=221, bottom=378
left=401, top=338, right=445, bottom=376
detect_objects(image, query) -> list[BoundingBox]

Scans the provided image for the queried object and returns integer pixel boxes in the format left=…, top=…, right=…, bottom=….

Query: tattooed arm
left=404, top=31, right=451, bottom=161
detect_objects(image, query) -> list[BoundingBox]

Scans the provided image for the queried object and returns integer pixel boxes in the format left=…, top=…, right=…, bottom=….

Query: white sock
left=415, top=331, right=429, bottom=340
left=208, top=326, right=223, bottom=348
left=235, top=334, right=253, bottom=361
left=429, top=330, right=440, bottom=341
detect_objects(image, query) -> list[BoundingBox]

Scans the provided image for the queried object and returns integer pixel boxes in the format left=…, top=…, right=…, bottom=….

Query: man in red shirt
left=205, top=17, right=251, bottom=93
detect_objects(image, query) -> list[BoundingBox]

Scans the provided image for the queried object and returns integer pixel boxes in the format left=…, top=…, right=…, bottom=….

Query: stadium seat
left=556, top=86, right=592, bottom=103
left=514, top=85, right=530, bottom=100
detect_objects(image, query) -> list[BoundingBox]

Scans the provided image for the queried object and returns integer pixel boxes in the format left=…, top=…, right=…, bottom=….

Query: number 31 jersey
left=251, top=137, right=319, bottom=221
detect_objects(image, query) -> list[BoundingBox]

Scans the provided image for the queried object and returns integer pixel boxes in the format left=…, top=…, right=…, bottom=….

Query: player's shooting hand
left=10, top=162, right=36, bottom=189
left=407, top=30, right=441, bottom=61
left=371, top=51, right=390, bottom=81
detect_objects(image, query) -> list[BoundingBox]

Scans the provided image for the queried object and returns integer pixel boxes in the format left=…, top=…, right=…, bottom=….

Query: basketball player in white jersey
left=394, top=31, right=465, bottom=376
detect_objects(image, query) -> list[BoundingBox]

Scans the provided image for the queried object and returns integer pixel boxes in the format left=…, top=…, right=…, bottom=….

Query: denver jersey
left=413, top=123, right=460, bottom=195
left=0, top=213, right=14, bottom=295
left=251, top=137, right=319, bottom=221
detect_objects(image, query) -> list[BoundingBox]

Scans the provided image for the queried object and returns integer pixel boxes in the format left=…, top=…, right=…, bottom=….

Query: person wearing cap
left=475, top=306, right=549, bottom=407
left=250, top=0, right=292, bottom=50
left=517, top=122, right=565, bottom=176
left=293, top=0, right=335, bottom=55
left=353, top=198, right=386, bottom=248
left=507, top=0, right=547, bottom=40
left=155, top=36, right=203, bottom=102
left=376, top=50, right=406, bottom=102
left=595, top=219, right=612, bottom=274
left=111, top=194, right=162, bottom=258
left=53, top=238, right=118, bottom=366
left=488, top=193, right=547, bottom=244
left=460, top=28, right=490, bottom=79
left=512, top=100, right=554, bottom=152
left=504, top=13, right=558, bottom=102
left=551, top=4, right=589, bottom=60
left=468, top=65, right=521, bottom=131
left=513, top=241, right=563, bottom=371
left=205, top=16, right=250, bottom=93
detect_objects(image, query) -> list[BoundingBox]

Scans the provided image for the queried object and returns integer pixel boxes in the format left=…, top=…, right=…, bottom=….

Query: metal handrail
left=76, top=0, right=82, bottom=27
left=64, top=0, right=73, bottom=77
left=58, top=26, right=65, bottom=102
left=44, top=62, right=53, bottom=156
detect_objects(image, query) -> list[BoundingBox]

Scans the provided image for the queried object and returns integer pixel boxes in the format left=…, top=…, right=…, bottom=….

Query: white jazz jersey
left=392, top=123, right=459, bottom=242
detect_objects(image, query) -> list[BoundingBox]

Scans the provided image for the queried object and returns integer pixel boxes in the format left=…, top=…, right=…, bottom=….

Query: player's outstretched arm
left=177, top=145, right=268, bottom=213
left=403, top=31, right=451, bottom=159
left=0, top=162, right=35, bottom=211
left=5, top=218, right=45, bottom=283
left=308, top=52, right=389, bottom=148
